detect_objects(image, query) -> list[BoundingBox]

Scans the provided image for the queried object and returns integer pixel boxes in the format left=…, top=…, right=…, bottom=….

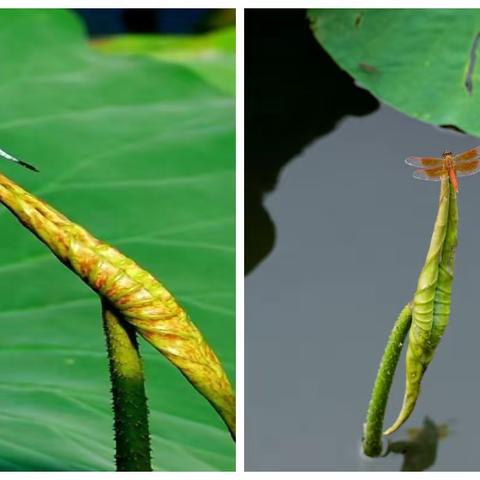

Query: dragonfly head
left=442, top=150, right=454, bottom=159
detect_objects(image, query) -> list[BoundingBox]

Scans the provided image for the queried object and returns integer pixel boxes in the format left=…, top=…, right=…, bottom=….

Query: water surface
left=246, top=100, right=480, bottom=472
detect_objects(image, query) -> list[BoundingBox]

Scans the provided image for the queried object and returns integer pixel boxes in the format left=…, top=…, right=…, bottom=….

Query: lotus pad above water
left=308, top=9, right=480, bottom=137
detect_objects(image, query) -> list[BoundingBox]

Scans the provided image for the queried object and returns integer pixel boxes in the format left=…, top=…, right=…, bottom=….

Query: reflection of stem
left=102, top=299, right=152, bottom=471
left=363, top=304, right=412, bottom=457
left=387, top=416, right=441, bottom=471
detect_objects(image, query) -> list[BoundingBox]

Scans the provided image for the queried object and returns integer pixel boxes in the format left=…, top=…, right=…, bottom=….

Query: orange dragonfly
left=405, top=146, right=480, bottom=193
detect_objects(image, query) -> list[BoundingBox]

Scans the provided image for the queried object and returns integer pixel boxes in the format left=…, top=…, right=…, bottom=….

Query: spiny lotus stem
left=102, top=300, right=152, bottom=471
left=0, top=173, right=235, bottom=438
left=384, top=178, right=457, bottom=435
left=362, top=303, right=412, bottom=457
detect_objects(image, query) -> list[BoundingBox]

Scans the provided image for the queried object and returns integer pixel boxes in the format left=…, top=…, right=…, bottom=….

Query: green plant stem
left=363, top=303, right=412, bottom=457
left=101, top=298, right=152, bottom=471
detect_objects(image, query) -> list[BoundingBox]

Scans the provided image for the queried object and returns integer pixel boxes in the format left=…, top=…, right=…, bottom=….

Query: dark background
left=245, top=9, right=378, bottom=275
left=74, top=9, right=234, bottom=36
left=245, top=9, right=480, bottom=471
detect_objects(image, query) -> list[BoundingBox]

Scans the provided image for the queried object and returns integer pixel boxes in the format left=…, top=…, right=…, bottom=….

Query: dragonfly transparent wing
left=455, top=160, right=480, bottom=177
left=454, top=146, right=480, bottom=164
left=0, top=147, right=38, bottom=172
left=405, top=156, right=443, bottom=167
left=413, top=167, right=446, bottom=181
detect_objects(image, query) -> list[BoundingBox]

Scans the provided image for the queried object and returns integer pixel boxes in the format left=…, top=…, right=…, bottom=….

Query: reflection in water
left=386, top=416, right=449, bottom=471
left=245, top=10, right=379, bottom=274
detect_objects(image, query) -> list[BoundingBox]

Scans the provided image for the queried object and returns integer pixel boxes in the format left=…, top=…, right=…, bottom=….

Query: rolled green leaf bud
left=384, top=179, right=457, bottom=435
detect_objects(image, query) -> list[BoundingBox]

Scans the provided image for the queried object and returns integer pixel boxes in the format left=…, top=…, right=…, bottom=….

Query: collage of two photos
left=1, top=5, right=480, bottom=476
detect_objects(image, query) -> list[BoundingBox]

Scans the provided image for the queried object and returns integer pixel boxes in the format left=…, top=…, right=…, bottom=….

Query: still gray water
left=245, top=103, right=480, bottom=471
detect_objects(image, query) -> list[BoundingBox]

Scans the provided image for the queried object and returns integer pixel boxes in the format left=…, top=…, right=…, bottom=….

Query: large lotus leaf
left=93, top=27, right=235, bottom=96
left=308, top=9, right=480, bottom=136
left=0, top=9, right=234, bottom=471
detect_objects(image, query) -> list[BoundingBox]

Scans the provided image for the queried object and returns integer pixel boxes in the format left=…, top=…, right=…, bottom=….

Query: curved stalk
left=102, top=299, right=152, bottom=471
left=363, top=304, right=412, bottom=457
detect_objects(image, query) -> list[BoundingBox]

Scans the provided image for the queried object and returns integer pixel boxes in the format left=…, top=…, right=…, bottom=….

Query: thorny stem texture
left=363, top=304, right=412, bottom=457
left=102, top=299, right=152, bottom=471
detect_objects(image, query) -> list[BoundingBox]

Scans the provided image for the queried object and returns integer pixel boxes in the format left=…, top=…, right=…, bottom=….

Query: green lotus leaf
left=308, top=9, right=480, bottom=135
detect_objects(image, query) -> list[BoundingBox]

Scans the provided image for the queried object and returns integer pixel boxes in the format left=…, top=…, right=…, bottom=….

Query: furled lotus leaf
left=0, top=172, right=235, bottom=438
left=385, top=179, right=457, bottom=435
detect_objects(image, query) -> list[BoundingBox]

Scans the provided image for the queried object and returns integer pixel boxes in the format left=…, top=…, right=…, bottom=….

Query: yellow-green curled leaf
left=385, top=179, right=458, bottom=435
left=0, top=172, right=235, bottom=438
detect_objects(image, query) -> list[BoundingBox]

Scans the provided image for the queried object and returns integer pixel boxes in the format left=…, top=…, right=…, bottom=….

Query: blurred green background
left=0, top=9, right=234, bottom=471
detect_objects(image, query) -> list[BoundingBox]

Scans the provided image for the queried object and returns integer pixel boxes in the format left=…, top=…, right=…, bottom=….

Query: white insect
left=0, top=147, right=38, bottom=172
